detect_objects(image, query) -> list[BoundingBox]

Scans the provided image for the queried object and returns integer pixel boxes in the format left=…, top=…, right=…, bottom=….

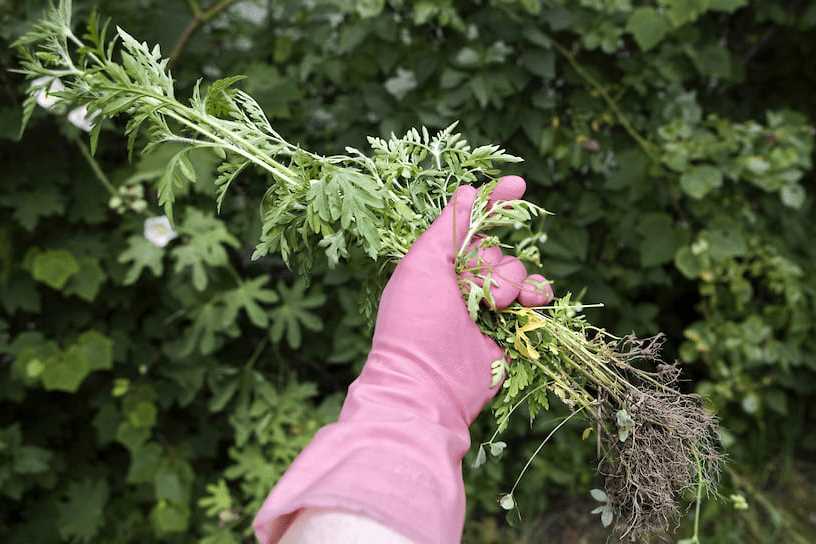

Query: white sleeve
left=279, top=507, right=414, bottom=544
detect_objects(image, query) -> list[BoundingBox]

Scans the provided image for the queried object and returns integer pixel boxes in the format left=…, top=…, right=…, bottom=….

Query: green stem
left=98, top=84, right=301, bottom=187
left=692, top=452, right=704, bottom=543
left=245, top=337, right=268, bottom=370
left=550, top=39, right=661, bottom=164
left=508, top=406, right=585, bottom=498
left=71, top=133, right=116, bottom=197
left=186, top=0, right=203, bottom=17
left=487, top=382, right=550, bottom=443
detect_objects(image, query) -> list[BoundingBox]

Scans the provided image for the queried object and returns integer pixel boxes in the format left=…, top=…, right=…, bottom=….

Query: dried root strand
left=592, top=342, right=721, bottom=541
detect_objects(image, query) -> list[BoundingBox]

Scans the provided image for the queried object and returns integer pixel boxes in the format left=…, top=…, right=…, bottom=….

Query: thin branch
left=550, top=39, right=662, bottom=164
left=168, top=0, right=242, bottom=68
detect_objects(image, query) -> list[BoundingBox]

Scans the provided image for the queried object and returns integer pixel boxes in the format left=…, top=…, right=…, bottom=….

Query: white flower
left=144, top=216, right=178, bottom=248
left=67, top=105, right=96, bottom=132
left=32, top=76, right=65, bottom=110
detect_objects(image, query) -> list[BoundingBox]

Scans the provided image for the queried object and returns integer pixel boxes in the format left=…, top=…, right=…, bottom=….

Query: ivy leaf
left=118, top=235, right=165, bottom=285
left=269, top=279, right=326, bottom=349
left=57, top=478, right=109, bottom=543
left=31, top=249, right=80, bottom=289
left=627, top=8, right=671, bottom=52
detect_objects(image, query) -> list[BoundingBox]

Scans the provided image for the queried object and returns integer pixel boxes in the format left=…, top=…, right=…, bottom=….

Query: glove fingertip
left=490, top=175, right=526, bottom=205
left=518, top=273, right=554, bottom=307
left=489, top=256, right=526, bottom=309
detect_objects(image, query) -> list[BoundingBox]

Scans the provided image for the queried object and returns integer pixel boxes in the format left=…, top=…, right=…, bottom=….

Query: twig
left=550, top=39, right=662, bottom=164
left=168, top=0, right=242, bottom=67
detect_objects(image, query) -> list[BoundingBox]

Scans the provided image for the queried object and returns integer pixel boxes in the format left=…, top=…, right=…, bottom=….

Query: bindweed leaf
left=590, top=488, right=608, bottom=502
left=601, top=505, right=613, bottom=527
left=489, top=441, right=507, bottom=457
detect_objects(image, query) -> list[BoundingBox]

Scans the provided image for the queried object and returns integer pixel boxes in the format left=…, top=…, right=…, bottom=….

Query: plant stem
left=692, top=452, right=704, bottom=543
left=487, top=382, right=550, bottom=443
left=550, top=39, right=661, bottom=164
left=508, top=406, right=585, bottom=498
left=186, top=0, right=203, bottom=17
left=71, top=133, right=116, bottom=196
left=169, top=0, right=242, bottom=67
left=245, top=337, right=268, bottom=370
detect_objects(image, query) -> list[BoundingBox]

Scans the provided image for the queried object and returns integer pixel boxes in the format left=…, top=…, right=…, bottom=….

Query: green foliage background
left=2, top=0, right=815, bottom=542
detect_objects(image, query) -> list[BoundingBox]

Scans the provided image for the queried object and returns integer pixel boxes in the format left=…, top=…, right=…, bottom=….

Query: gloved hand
left=253, top=176, right=553, bottom=544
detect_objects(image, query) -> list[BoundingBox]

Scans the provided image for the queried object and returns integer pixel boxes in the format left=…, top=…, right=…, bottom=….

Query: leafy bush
left=1, top=1, right=815, bottom=543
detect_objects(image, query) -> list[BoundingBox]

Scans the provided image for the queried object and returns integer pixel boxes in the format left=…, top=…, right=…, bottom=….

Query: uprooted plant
left=13, top=1, right=721, bottom=538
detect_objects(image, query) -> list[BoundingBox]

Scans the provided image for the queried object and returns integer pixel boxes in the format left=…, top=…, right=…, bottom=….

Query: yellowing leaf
left=513, top=310, right=547, bottom=361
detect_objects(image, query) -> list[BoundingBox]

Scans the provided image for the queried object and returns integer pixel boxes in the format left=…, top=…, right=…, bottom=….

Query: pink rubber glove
left=253, top=176, right=553, bottom=544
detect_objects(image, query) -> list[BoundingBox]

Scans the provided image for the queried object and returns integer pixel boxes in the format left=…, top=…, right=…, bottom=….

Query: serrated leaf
left=57, top=478, right=109, bottom=543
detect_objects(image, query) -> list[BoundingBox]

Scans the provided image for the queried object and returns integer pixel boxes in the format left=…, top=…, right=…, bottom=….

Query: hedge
left=1, top=1, right=815, bottom=542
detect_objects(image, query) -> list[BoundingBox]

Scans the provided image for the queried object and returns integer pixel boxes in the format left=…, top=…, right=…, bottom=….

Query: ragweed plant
left=13, top=1, right=720, bottom=539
